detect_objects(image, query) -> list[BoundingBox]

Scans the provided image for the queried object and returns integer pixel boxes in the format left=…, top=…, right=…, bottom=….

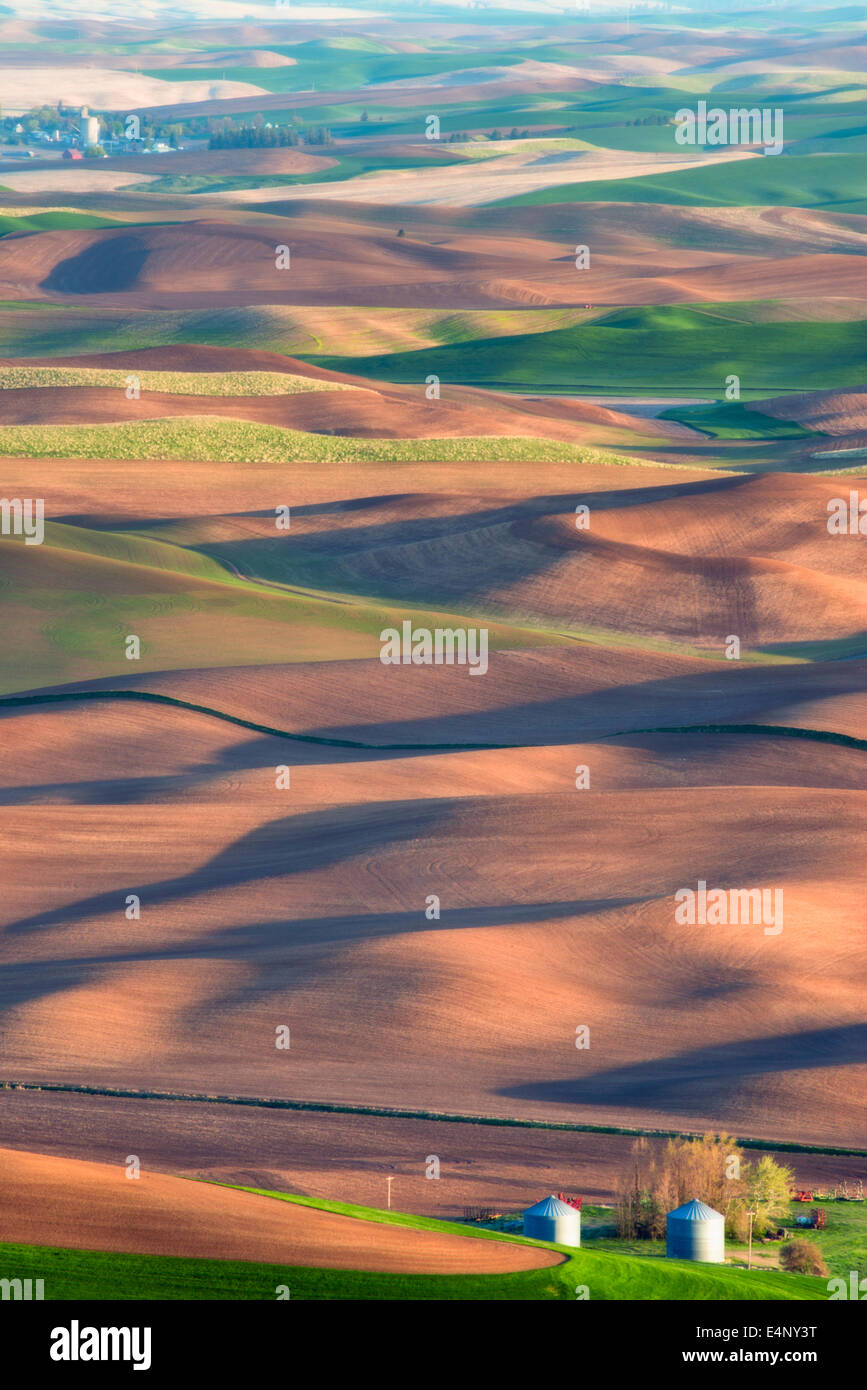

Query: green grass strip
left=0, top=367, right=346, bottom=395
left=0, top=418, right=639, bottom=466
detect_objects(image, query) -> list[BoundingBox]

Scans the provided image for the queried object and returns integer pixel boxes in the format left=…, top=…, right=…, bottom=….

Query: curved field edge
left=221, top=1186, right=830, bottom=1301
left=22, top=521, right=860, bottom=667
left=11, top=521, right=811, bottom=667
left=0, top=689, right=865, bottom=756
left=7, top=519, right=566, bottom=654
left=0, top=1225, right=827, bottom=1302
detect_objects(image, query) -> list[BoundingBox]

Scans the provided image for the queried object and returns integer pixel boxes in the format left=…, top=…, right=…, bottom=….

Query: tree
left=745, top=1155, right=793, bottom=1230
left=617, top=1133, right=746, bottom=1242
left=617, top=1137, right=666, bottom=1240
left=209, top=121, right=300, bottom=151
left=780, top=1240, right=828, bottom=1276
left=161, top=123, right=184, bottom=149
left=726, top=1201, right=751, bottom=1243
left=743, top=1154, right=794, bottom=1266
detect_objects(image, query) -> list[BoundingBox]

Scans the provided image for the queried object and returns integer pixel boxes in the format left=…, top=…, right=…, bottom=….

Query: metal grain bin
left=523, top=1195, right=581, bottom=1247
left=666, top=1198, right=725, bottom=1263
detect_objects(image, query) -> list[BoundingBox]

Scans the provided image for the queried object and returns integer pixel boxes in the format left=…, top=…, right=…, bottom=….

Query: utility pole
left=747, top=1208, right=754, bottom=1269
left=386, top=1175, right=394, bottom=1210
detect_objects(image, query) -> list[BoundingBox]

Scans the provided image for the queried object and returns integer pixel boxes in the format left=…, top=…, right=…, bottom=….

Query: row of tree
left=445, top=127, right=533, bottom=143
left=208, top=123, right=333, bottom=149
left=617, top=1133, right=794, bottom=1243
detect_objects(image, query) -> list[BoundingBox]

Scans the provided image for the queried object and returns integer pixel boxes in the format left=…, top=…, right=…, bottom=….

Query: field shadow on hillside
left=498, top=1024, right=867, bottom=1115
left=40, top=235, right=150, bottom=296
left=0, top=894, right=646, bottom=1018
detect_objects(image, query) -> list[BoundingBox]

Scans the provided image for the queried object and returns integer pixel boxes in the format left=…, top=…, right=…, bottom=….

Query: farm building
left=666, top=1198, right=725, bottom=1264
left=523, top=1195, right=581, bottom=1247
left=80, top=107, right=100, bottom=148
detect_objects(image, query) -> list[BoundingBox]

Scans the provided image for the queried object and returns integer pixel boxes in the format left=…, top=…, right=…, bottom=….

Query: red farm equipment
left=556, top=1192, right=582, bottom=1211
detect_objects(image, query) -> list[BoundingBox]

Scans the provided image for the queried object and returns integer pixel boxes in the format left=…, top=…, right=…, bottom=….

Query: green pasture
left=307, top=306, right=867, bottom=397
left=498, top=152, right=867, bottom=211
left=659, top=400, right=818, bottom=439
left=0, top=211, right=121, bottom=236
left=0, top=1185, right=832, bottom=1300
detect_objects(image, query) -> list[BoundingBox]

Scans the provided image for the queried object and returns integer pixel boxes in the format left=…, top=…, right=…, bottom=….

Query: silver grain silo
left=523, top=1195, right=581, bottom=1247
left=666, top=1198, right=725, bottom=1263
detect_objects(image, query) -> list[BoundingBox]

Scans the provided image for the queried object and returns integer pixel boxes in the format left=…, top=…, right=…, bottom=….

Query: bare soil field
left=100, top=148, right=336, bottom=179
left=0, top=47, right=296, bottom=70
left=0, top=376, right=681, bottom=447
left=0, top=68, right=267, bottom=116
left=194, top=469, right=866, bottom=649
left=0, top=382, right=622, bottom=442
left=0, top=7, right=864, bottom=1265
left=0, top=168, right=159, bottom=195
left=24, top=647, right=867, bottom=744
left=0, top=1145, right=560, bottom=1271
left=4, top=212, right=865, bottom=312
left=0, top=697, right=863, bottom=1147
left=756, top=388, right=867, bottom=437
left=0, top=451, right=717, bottom=523
left=0, top=1091, right=861, bottom=1217
left=3, top=704, right=867, bottom=809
